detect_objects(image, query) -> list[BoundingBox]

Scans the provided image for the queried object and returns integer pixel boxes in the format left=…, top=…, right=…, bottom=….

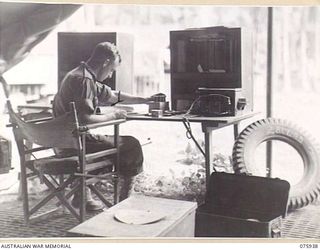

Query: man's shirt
left=53, top=64, right=112, bottom=124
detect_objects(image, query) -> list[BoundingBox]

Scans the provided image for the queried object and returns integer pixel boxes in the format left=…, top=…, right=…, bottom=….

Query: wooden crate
left=68, top=195, right=197, bottom=237
left=0, top=136, right=11, bottom=174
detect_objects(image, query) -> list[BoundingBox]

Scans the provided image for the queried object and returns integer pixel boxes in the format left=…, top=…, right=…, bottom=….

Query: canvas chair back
left=1, top=75, right=79, bottom=150
left=9, top=105, right=79, bottom=149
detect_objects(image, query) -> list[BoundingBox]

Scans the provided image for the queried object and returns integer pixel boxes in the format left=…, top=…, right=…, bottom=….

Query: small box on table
left=195, top=172, right=290, bottom=238
left=68, top=195, right=197, bottom=237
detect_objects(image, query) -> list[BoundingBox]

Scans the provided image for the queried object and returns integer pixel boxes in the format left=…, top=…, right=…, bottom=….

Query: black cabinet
left=58, top=32, right=134, bottom=93
left=170, top=26, right=253, bottom=113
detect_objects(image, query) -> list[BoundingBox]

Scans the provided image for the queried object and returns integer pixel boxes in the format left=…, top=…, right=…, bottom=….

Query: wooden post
left=316, top=8, right=320, bottom=89
left=283, top=8, right=291, bottom=93
left=266, top=7, right=273, bottom=178
left=301, top=8, right=308, bottom=91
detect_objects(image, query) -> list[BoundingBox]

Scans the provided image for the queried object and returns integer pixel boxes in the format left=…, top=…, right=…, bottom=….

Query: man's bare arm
left=108, top=90, right=151, bottom=105
left=81, top=109, right=127, bottom=124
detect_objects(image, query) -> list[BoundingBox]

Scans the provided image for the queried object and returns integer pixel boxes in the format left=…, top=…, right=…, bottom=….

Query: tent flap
left=0, top=3, right=81, bottom=74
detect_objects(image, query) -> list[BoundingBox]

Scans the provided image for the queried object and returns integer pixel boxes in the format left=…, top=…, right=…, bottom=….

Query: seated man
left=53, top=42, right=152, bottom=211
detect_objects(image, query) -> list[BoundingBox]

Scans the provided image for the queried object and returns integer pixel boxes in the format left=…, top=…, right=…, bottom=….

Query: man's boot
left=119, top=176, right=135, bottom=201
left=71, top=186, right=104, bottom=211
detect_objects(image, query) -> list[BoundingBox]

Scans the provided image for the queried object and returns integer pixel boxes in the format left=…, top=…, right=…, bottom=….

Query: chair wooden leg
left=79, top=177, right=86, bottom=222
left=19, top=158, right=30, bottom=224
left=55, top=182, right=79, bottom=209
left=41, top=175, right=80, bottom=221
left=24, top=207, right=64, bottom=224
left=29, top=175, right=75, bottom=215
left=59, top=174, right=66, bottom=213
left=29, top=189, right=60, bottom=215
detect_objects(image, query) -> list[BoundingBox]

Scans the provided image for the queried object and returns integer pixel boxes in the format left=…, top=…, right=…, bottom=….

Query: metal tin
left=151, top=109, right=163, bottom=117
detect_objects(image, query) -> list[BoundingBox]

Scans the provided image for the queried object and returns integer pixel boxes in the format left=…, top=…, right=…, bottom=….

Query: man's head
left=87, top=42, right=122, bottom=81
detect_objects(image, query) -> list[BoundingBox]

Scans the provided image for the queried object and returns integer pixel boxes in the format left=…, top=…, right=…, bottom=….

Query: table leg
left=204, top=130, right=212, bottom=189
left=233, top=124, right=239, bottom=140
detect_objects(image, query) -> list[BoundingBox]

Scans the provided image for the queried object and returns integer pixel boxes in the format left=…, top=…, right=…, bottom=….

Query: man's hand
left=149, top=93, right=166, bottom=102
left=113, top=109, right=127, bottom=119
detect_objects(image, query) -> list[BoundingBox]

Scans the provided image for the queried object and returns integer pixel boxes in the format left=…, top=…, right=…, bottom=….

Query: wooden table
left=127, top=112, right=257, bottom=187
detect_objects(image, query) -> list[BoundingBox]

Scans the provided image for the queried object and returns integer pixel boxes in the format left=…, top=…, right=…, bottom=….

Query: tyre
left=232, top=118, right=320, bottom=210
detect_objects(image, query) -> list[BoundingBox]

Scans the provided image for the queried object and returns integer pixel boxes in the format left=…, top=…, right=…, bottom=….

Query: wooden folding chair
left=1, top=76, right=125, bottom=224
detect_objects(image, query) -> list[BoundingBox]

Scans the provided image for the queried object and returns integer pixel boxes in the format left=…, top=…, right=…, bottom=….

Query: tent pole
left=266, top=7, right=273, bottom=177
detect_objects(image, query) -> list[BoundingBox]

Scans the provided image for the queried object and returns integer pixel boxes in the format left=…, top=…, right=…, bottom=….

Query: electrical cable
left=182, top=117, right=205, bottom=157
left=181, top=93, right=231, bottom=172
left=181, top=96, right=205, bottom=157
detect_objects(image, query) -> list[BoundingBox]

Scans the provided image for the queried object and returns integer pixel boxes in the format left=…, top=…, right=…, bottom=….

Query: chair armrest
left=17, top=104, right=52, bottom=111
left=85, top=119, right=126, bottom=130
left=25, top=146, right=52, bottom=154
left=6, top=115, right=53, bottom=127
left=25, top=117, right=54, bottom=123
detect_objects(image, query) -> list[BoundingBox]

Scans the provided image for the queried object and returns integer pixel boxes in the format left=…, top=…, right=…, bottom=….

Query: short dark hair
left=89, top=42, right=122, bottom=65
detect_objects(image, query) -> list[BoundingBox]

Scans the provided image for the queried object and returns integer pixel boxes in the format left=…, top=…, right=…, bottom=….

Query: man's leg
left=119, top=175, right=135, bottom=201
left=85, top=134, right=144, bottom=203
left=71, top=186, right=104, bottom=211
